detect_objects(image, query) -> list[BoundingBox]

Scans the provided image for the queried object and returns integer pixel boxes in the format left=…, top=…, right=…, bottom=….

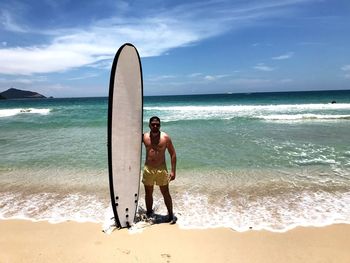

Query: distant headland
left=0, top=88, right=49, bottom=100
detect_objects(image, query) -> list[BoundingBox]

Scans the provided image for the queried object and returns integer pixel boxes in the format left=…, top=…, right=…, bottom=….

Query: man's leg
left=159, top=184, right=173, bottom=220
left=144, top=184, right=154, bottom=216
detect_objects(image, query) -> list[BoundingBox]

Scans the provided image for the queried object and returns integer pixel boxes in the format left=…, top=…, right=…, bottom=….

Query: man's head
left=149, top=116, right=161, bottom=133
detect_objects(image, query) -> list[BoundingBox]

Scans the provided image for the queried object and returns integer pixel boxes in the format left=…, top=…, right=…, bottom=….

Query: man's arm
left=167, top=136, right=176, bottom=181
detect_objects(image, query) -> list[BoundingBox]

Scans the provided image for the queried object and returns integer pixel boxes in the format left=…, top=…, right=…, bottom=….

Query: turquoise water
left=1, top=90, right=350, bottom=231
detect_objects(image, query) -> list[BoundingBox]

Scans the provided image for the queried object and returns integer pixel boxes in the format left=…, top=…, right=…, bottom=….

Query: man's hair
left=149, top=116, right=161, bottom=124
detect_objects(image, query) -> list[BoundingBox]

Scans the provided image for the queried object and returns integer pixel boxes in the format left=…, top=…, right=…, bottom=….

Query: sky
left=0, top=0, right=349, bottom=97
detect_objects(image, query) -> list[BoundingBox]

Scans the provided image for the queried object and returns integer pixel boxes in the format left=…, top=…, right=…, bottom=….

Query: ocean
left=1, top=90, right=350, bottom=232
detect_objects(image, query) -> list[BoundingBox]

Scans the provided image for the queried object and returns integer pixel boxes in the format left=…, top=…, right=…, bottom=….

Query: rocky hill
left=0, top=88, right=46, bottom=99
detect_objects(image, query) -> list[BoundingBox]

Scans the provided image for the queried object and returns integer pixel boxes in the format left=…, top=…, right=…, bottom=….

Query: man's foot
left=146, top=210, right=154, bottom=219
left=167, top=215, right=177, bottom=225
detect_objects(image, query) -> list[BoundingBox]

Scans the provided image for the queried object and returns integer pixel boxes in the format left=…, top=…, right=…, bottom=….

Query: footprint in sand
left=161, top=253, right=171, bottom=263
left=117, top=248, right=131, bottom=255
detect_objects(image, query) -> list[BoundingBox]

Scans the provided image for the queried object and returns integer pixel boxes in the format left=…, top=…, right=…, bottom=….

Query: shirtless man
left=142, top=116, right=177, bottom=223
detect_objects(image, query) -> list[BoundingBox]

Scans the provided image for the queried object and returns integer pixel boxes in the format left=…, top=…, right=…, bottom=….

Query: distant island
left=0, top=88, right=47, bottom=100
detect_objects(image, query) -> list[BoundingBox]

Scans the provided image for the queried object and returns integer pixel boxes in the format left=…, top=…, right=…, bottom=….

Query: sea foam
left=0, top=108, right=51, bottom=118
left=258, top=114, right=350, bottom=121
left=144, top=103, right=350, bottom=121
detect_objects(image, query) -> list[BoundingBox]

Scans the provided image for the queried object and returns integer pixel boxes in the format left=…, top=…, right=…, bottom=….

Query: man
left=142, top=116, right=177, bottom=224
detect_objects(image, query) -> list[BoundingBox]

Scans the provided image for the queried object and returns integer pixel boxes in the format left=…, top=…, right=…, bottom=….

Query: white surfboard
left=107, top=43, right=143, bottom=228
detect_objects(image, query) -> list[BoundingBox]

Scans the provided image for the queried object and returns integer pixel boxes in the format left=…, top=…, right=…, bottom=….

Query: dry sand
left=1, top=220, right=349, bottom=263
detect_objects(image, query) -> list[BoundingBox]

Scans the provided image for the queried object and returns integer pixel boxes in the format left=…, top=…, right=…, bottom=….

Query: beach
left=1, top=220, right=350, bottom=263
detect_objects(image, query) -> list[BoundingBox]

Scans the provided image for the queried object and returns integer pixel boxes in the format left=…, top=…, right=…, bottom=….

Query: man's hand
left=169, top=171, right=176, bottom=181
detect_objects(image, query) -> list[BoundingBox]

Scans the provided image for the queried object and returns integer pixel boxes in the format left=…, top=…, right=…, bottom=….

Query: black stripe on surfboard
left=107, top=43, right=144, bottom=228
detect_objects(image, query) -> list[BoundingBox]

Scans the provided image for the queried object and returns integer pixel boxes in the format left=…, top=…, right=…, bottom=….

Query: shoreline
left=1, top=219, right=349, bottom=263
left=2, top=215, right=350, bottom=233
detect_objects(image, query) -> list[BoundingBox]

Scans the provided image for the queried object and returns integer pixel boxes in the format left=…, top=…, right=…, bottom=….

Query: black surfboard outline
left=107, top=43, right=144, bottom=228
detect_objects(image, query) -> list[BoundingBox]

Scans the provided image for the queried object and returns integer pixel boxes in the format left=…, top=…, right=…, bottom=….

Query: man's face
left=149, top=120, right=160, bottom=133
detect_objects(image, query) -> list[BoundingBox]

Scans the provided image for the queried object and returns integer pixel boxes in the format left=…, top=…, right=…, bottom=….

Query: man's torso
left=144, top=132, right=168, bottom=167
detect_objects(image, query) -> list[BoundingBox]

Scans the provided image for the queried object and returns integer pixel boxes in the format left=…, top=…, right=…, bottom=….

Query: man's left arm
left=167, top=137, right=177, bottom=181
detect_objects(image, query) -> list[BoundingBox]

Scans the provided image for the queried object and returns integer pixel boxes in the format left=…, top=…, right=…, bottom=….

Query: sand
left=1, top=220, right=349, bottom=263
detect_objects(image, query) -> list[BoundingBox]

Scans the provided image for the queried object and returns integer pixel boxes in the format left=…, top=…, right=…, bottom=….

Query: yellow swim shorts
left=142, top=164, right=169, bottom=186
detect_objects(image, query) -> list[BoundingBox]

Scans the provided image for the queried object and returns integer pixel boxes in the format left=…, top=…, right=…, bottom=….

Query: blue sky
left=0, top=0, right=349, bottom=97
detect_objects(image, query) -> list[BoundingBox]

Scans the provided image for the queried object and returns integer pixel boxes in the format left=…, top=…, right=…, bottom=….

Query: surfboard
left=107, top=43, right=143, bottom=228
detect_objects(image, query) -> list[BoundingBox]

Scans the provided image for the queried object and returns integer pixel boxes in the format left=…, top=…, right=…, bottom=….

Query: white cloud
left=204, top=75, right=216, bottom=81
left=191, top=74, right=231, bottom=81
left=251, top=42, right=273, bottom=47
left=0, top=15, right=225, bottom=75
left=87, top=59, right=112, bottom=70
left=0, top=0, right=316, bottom=75
left=147, top=72, right=231, bottom=83
left=188, top=73, right=203, bottom=78
left=0, top=46, right=97, bottom=75
left=146, top=75, right=177, bottom=82
left=341, top=65, right=350, bottom=71
left=342, top=65, right=350, bottom=79
left=272, top=52, right=294, bottom=60
left=16, top=76, right=47, bottom=84
left=68, top=73, right=99, bottom=81
left=0, top=75, right=47, bottom=84
left=254, top=63, right=275, bottom=71
left=297, top=41, right=326, bottom=46
left=0, top=10, right=28, bottom=33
